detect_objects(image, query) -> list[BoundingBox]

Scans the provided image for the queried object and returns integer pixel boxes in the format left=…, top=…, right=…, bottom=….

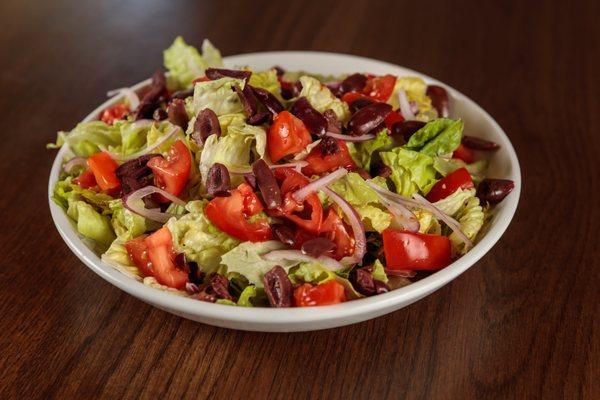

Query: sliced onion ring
left=107, top=87, right=140, bottom=110
left=374, top=191, right=420, bottom=232
left=321, top=187, right=366, bottom=265
left=105, top=126, right=179, bottom=162
left=398, top=88, right=416, bottom=121
left=325, top=132, right=375, bottom=142
left=228, top=160, right=309, bottom=175
left=291, top=167, right=348, bottom=202
left=262, top=250, right=344, bottom=271
left=124, top=185, right=186, bottom=223
left=62, top=156, right=87, bottom=173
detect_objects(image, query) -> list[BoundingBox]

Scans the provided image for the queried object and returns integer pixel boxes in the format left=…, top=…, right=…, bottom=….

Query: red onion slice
left=397, top=88, right=416, bottom=121
left=321, top=187, right=366, bottom=265
left=107, top=87, right=140, bottom=110
left=125, top=185, right=186, bottom=223
left=185, top=282, right=200, bottom=294
left=385, top=269, right=416, bottom=278
left=228, top=161, right=309, bottom=175
left=262, top=250, right=344, bottom=271
left=325, top=132, right=376, bottom=142
left=62, top=156, right=87, bottom=173
left=374, top=192, right=420, bottom=232
left=291, top=168, right=348, bottom=202
left=106, top=126, right=179, bottom=162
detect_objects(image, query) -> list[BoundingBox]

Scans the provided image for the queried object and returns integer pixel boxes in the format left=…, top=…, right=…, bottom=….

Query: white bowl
left=48, top=52, right=521, bottom=332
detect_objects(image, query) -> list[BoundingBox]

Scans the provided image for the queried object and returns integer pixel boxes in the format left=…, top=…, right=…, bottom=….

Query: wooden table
left=1, top=0, right=597, bottom=398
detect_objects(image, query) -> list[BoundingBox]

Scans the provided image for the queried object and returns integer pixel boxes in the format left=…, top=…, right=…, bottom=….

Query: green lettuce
left=451, top=196, right=484, bottom=255
left=48, top=121, right=120, bottom=157
left=433, top=188, right=476, bottom=216
left=166, top=200, right=239, bottom=273
left=52, top=177, right=114, bottom=212
left=248, top=69, right=282, bottom=100
left=299, top=76, right=350, bottom=122
left=371, top=260, right=389, bottom=283
left=379, top=147, right=437, bottom=196
left=101, top=239, right=143, bottom=279
left=189, top=77, right=246, bottom=116
left=163, top=36, right=223, bottom=90
left=67, top=200, right=115, bottom=246
left=349, top=130, right=393, bottom=170
left=388, top=76, right=436, bottom=121
left=108, top=199, right=147, bottom=240
left=405, top=118, right=463, bottom=157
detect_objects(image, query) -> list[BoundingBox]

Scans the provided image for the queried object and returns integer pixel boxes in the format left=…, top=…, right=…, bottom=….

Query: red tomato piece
left=124, top=235, right=153, bottom=277
left=205, top=184, right=272, bottom=242
left=384, top=110, right=404, bottom=129
left=320, top=208, right=355, bottom=259
left=426, top=167, right=474, bottom=202
left=144, top=228, right=188, bottom=289
left=363, top=75, right=396, bottom=102
left=147, top=140, right=192, bottom=198
left=301, top=139, right=356, bottom=176
left=73, top=169, right=97, bottom=190
left=453, top=144, right=475, bottom=163
left=294, top=281, right=347, bottom=307
left=268, top=111, right=312, bottom=162
left=383, top=229, right=452, bottom=270
left=341, top=91, right=372, bottom=105
left=87, top=152, right=121, bottom=191
left=100, top=103, right=130, bottom=125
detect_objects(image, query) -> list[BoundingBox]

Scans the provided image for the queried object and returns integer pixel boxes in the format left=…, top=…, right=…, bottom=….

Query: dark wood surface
left=0, top=0, right=598, bottom=398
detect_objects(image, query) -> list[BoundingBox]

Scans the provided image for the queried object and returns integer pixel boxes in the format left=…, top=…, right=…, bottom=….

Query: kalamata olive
left=252, top=159, right=282, bottom=209
left=167, top=98, right=189, bottom=129
left=347, top=103, right=392, bottom=135
left=206, top=163, right=231, bottom=197
left=290, top=97, right=327, bottom=136
left=301, top=237, right=337, bottom=258
left=281, top=81, right=302, bottom=100
left=205, top=68, right=251, bottom=81
left=115, top=153, right=158, bottom=194
left=134, top=70, right=168, bottom=120
left=462, top=135, right=500, bottom=151
left=319, top=136, right=340, bottom=156
left=197, top=273, right=234, bottom=303
left=272, top=223, right=296, bottom=247
left=341, top=73, right=367, bottom=94
left=191, top=108, right=221, bottom=145
left=187, top=261, right=204, bottom=285
left=426, top=85, right=450, bottom=118
left=370, top=163, right=392, bottom=178
left=273, top=65, right=285, bottom=77
left=247, top=111, right=270, bottom=125
left=326, top=81, right=344, bottom=98
left=350, top=268, right=376, bottom=296
left=323, top=109, right=342, bottom=134
left=153, top=108, right=168, bottom=121
left=171, top=88, right=194, bottom=100
left=477, top=179, right=515, bottom=204
left=233, top=84, right=258, bottom=117
left=262, top=266, right=293, bottom=307
left=391, top=120, right=426, bottom=143
left=251, top=86, right=284, bottom=114
left=349, top=98, right=374, bottom=114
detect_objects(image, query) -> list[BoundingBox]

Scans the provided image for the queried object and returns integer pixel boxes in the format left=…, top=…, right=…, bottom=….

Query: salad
left=49, top=37, right=514, bottom=308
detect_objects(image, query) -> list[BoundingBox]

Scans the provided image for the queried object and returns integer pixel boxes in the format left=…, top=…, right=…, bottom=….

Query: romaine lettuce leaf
left=101, top=239, right=143, bottom=279
left=433, top=188, right=476, bottom=217
left=299, top=76, right=350, bottom=123
left=388, top=76, right=436, bottom=121
left=67, top=200, right=115, bottom=246
left=371, top=259, right=389, bottom=283
left=108, top=199, right=147, bottom=240
left=248, top=69, right=282, bottom=100
left=52, top=177, right=114, bottom=212
left=405, top=118, right=463, bottom=157
left=451, top=196, right=484, bottom=255
left=163, top=36, right=223, bottom=90
left=350, top=130, right=393, bottom=170
left=48, top=121, right=121, bottom=157
left=379, top=147, right=437, bottom=196
left=189, top=77, right=246, bottom=116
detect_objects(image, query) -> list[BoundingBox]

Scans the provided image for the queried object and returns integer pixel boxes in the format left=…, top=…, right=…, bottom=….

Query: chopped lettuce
left=67, top=200, right=115, bottom=246
left=108, top=199, right=147, bottom=240
left=379, top=147, right=437, bottom=196
left=388, top=77, right=436, bottom=121
left=405, top=118, right=463, bottom=157
left=248, top=69, right=282, bottom=100
left=220, top=241, right=300, bottom=287
left=48, top=121, right=120, bottom=157
left=163, top=36, right=223, bottom=90
left=433, top=157, right=488, bottom=184
left=371, top=260, right=389, bottom=283
left=350, top=130, right=393, bottom=170
left=288, top=262, right=337, bottom=285
left=101, top=239, right=143, bottom=279
left=414, top=209, right=441, bottom=235
left=166, top=200, right=239, bottom=273
left=52, top=176, right=114, bottom=212
left=451, top=196, right=484, bottom=255
left=433, top=188, right=476, bottom=217
left=189, top=77, right=246, bottom=117
left=299, top=76, right=350, bottom=123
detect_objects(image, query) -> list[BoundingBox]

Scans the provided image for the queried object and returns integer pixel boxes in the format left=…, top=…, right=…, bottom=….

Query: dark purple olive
left=341, top=73, right=367, bottom=94
left=391, top=120, right=426, bottom=143
left=426, top=85, right=450, bottom=118
left=153, top=108, right=168, bottom=121
left=205, top=68, right=251, bottom=81
left=374, top=280, right=390, bottom=294
left=191, top=108, right=221, bottom=145
left=251, top=159, right=282, bottom=209
left=323, top=109, right=342, bottom=134
left=281, top=81, right=302, bottom=100
left=167, top=98, right=189, bottom=129
left=349, top=98, right=374, bottom=114
left=350, top=268, right=376, bottom=296
left=251, top=86, right=284, bottom=114
left=319, top=136, right=340, bottom=156
left=347, top=103, right=392, bottom=135
left=115, top=154, right=158, bottom=194
left=272, top=223, right=296, bottom=247
left=290, top=97, right=327, bottom=136
left=477, top=179, right=515, bottom=204
left=206, top=163, right=231, bottom=197
left=197, top=273, right=234, bottom=303
left=134, top=70, right=167, bottom=120
left=301, top=238, right=336, bottom=258
left=233, top=84, right=258, bottom=117
left=262, top=266, right=293, bottom=307
left=243, top=173, right=258, bottom=190
left=171, top=88, right=194, bottom=100
left=370, top=163, right=392, bottom=178
left=187, top=261, right=204, bottom=285
left=247, top=111, right=270, bottom=125
left=273, top=65, right=285, bottom=77
left=326, top=81, right=344, bottom=98
left=462, top=135, right=500, bottom=151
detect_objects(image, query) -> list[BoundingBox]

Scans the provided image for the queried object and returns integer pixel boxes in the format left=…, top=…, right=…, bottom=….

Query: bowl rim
left=48, top=51, right=521, bottom=324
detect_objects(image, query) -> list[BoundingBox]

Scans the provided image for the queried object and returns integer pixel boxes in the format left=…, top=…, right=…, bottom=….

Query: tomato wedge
left=73, top=169, right=97, bottom=190
left=341, top=91, right=372, bottom=105
left=205, top=183, right=272, bottom=242
left=100, top=103, right=130, bottom=125
left=294, top=281, right=347, bottom=306
left=269, top=168, right=323, bottom=234
left=363, top=75, right=396, bottom=102
left=268, top=111, right=312, bottom=162
left=452, top=144, right=475, bottom=164
left=144, top=228, right=188, bottom=289
left=124, top=235, right=153, bottom=277
left=87, top=152, right=120, bottom=191
left=426, top=167, right=474, bottom=202
left=301, top=138, right=356, bottom=176
left=384, top=110, right=404, bottom=129
left=147, top=140, right=192, bottom=198
left=383, top=229, right=452, bottom=270
left=320, top=208, right=354, bottom=259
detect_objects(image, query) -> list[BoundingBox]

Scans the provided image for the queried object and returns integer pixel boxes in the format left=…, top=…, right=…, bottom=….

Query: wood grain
left=0, top=0, right=597, bottom=398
